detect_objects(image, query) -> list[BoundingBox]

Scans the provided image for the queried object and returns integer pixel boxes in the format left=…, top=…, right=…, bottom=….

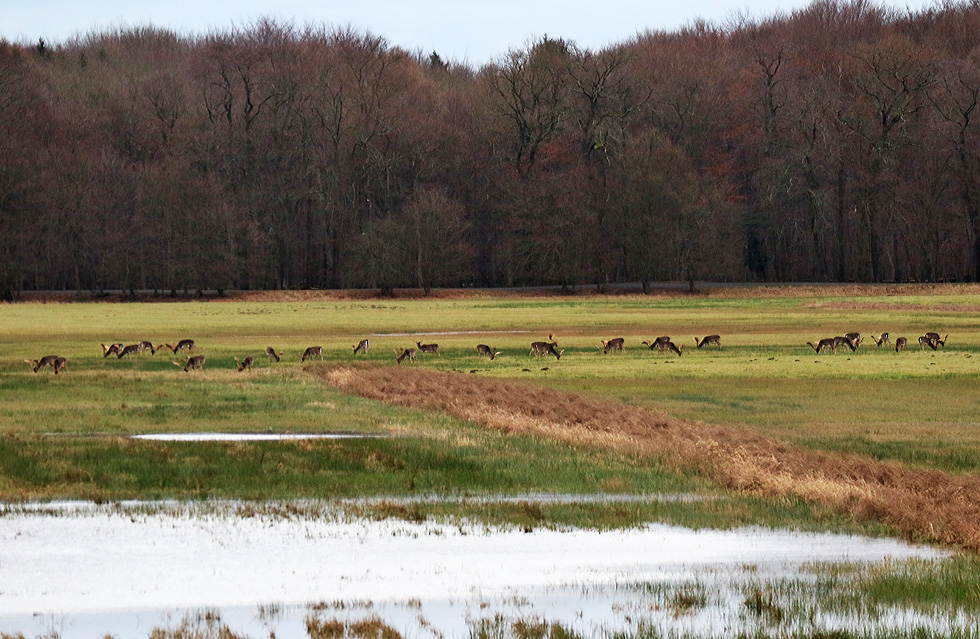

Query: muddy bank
left=321, top=365, right=980, bottom=551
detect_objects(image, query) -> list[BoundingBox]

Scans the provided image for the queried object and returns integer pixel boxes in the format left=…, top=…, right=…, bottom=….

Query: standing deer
left=117, top=343, right=142, bottom=358
left=641, top=336, right=672, bottom=352
left=529, top=341, right=563, bottom=360
left=395, top=347, right=417, bottom=364
left=807, top=338, right=837, bottom=354
left=137, top=341, right=157, bottom=355
left=52, top=357, right=68, bottom=374
left=693, top=335, right=722, bottom=348
left=832, top=336, right=857, bottom=352
left=895, top=337, right=908, bottom=352
left=844, top=333, right=862, bottom=348
left=599, top=338, right=625, bottom=354
left=101, top=343, right=123, bottom=358
left=266, top=347, right=281, bottom=362
left=174, top=355, right=206, bottom=372
left=416, top=341, right=440, bottom=356
left=234, top=356, right=254, bottom=372
left=476, top=344, right=501, bottom=359
left=25, top=355, right=60, bottom=373
left=352, top=339, right=370, bottom=355
left=301, top=346, right=323, bottom=362
left=918, top=335, right=938, bottom=350
left=871, top=333, right=890, bottom=347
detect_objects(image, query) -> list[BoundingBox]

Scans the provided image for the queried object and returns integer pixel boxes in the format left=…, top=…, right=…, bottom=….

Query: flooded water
left=130, top=432, right=387, bottom=442
left=0, top=500, right=953, bottom=638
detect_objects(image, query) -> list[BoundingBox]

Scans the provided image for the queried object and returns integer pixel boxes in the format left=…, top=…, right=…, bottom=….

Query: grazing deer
left=918, top=335, right=938, bottom=350
left=266, top=347, right=281, bottom=362
left=871, top=333, right=890, bottom=347
left=477, top=344, right=501, bottom=359
left=165, top=339, right=196, bottom=354
left=301, top=346, right=323, bottom=362
left=807, top=338, right=837, bottom=354
left=662, top=341, right=683, bottom=357
left=693, top=335, right=722, bottom=348
left=641, top=336, right=672, bottom=352
left=234, top=356, right=253, bottom=372
left=833, top=336, right=857, bottom=352
left=416, top=341, right=440, bottom=356
left=101, top=343, right=123, bottom=358
left=599, top=338, right=625, bottom=354
left=352, top=339, right=370, bottom=355
left=138, top=341, right=156, bottom=355
left=117, top=343, right=142, bottom=358
left=395, top=347, right=417, bottom=364
left=176, top=339, right=196, bottom=352
left=895, top=337, right=908, bottom=352
left=52, top=357, right=68, bottom=374
left=173, top=355, right=206, bottom=372
left=25, top=355, right=60, bottom=373
left=924, top=332, right=947, bottom=348
left=529, top=341, right=563, bottom=360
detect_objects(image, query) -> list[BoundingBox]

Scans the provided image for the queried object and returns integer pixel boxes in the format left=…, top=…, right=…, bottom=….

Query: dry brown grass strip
left=319, top=364, right=980, bottom=551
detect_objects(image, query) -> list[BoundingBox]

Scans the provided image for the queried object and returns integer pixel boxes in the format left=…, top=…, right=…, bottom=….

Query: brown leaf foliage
left=319, top=364, right=980, bottom=551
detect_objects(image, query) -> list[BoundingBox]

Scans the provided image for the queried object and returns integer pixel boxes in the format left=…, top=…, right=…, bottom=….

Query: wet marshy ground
left=0, top=499, right=956, bottom=638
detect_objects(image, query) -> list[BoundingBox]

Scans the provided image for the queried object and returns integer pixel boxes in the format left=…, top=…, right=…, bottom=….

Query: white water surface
left=0, top=500, right=949, bottom=638
left=130, top=432, right=386, bottom=442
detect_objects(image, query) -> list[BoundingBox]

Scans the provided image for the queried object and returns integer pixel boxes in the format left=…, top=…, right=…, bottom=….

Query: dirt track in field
left=320, top=364, right=980, bottom=552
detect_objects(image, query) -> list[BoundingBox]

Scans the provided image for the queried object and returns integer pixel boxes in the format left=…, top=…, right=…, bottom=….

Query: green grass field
left=3, top=289, right=980, bottom=485
left=5, top=287, right=980, bottom=636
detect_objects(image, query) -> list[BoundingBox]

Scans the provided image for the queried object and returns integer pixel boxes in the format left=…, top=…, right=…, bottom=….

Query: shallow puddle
left=0, top=500, right=955, bottom=638
left=130, top=432, right=387, bottom=442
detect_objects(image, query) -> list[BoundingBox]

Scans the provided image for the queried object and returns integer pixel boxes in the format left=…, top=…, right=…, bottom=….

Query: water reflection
left=0, top=500, right=955, bottom=638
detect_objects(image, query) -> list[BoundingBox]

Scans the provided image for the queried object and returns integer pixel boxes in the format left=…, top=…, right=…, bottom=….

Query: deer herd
left=21, top=329, right=953, bottom=375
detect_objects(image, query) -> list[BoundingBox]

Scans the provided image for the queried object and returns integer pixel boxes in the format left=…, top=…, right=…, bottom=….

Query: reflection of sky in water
left=0, top=501, right=952, bottom=637
left=130, top=433, right=386, bottom=441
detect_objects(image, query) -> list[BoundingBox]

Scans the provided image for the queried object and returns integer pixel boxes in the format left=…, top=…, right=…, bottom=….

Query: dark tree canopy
left=3, top=2, right=980, bottom=297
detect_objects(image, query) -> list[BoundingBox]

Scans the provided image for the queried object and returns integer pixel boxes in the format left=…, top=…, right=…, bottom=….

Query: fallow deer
left=395, top=347, right=417, bottom=364
left=173, top=355, right=206, bottom=371
left=165, top=339, right=196, bottom=354
left=52, top=357, right=67, bottom=374
left=918, top=335, right=938, bottom=350
left=641, top=336, right=672, bottom=352
left=599, top=338, right=625, bottom=354
left=807, top=338, right=837, bottom=354
left=352, top=339, right=370, bottom=355
left=895, top=337, right=908, bottom=352
left=416, top=341, right=440, bottom=356
left=117, top=343, right=142, bottom=358
left=101, top=343, right=123, bottom=358
left=301, top=346, right=323, bottom=362
left=529, top=341, right=563, bottom=360
left=662, top=341, right=683, bottom=357
left=477, top=344, right=501, bottom=359
left=844, top=332, right=862, bottom=348
left=693, top=335, right=722, bottom=348
left=924, top=332, right=947, bottom=348
left=25, top=355, right=60, bottom=373
left=871, top=333, right=890, bottom=347
left=138, top=341, right=156, bottom=355
left=833, top=336, right=857, bottom=352
left=266, top=347, right=281, bottom=362
left=234, top=356, right=253, bottom=372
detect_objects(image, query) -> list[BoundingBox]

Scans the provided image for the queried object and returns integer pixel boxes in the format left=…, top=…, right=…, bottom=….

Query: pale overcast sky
left=1, top=0, right=942, bottom=65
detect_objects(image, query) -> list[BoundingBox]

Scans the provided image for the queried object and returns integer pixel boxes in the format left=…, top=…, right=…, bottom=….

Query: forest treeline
left=2, top=0, right=980, bottom=299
